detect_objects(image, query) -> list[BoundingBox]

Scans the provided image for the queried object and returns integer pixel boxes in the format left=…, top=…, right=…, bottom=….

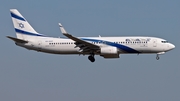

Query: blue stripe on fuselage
left=81, top=38, right=140, bottom=53
left=11, top=12, right=26, bottom=21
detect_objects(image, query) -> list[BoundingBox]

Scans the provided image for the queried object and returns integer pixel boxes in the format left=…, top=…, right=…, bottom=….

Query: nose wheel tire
left=156, top=55, right=160, bottom=60
left=88, top=55, right=95, bottom=62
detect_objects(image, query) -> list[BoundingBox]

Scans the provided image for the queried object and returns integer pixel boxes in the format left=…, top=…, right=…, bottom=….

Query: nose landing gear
left=156, top=54, right=160, bottom=60
left=156, top=52, right=165, bottom=60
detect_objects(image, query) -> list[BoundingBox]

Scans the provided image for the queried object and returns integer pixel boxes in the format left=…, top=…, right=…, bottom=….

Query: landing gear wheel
left=88, top=55, right=95, bottom=62
left=156, top=55, right=160, bottom=60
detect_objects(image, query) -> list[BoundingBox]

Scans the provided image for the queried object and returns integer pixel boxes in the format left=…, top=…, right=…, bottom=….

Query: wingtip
left=58, top=23, right=62, bottom=27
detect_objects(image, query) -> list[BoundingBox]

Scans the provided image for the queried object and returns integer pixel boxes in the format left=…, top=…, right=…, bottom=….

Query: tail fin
left=10, top=9, right=43, bottom=40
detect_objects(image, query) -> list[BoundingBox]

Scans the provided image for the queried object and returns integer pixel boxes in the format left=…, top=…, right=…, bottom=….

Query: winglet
left=58, top=23, right=67, bottom=34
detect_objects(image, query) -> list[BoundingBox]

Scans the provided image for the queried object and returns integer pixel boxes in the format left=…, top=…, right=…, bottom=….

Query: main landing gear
left=88, top=53, right=95, bottom=62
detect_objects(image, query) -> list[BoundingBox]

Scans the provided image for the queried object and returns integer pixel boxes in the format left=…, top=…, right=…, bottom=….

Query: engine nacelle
left=100, top=46, right=118, bottom=54
left=100, top=46, right=119, bottom=58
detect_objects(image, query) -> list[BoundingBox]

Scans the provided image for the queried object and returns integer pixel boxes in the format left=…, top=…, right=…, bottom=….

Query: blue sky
left=0, top=0, right=179, bottom=101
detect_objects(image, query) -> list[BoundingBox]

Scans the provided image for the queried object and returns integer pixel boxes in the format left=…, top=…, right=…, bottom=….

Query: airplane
left=7, top=9, right=175, bottom=62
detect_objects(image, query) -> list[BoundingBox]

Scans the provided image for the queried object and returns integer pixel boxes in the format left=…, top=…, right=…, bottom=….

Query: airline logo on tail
left=19, top=23, right=24, bottom=28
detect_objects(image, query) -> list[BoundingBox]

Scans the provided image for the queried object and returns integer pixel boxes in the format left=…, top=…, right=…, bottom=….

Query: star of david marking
left=19, top=23, right=24, bottom=28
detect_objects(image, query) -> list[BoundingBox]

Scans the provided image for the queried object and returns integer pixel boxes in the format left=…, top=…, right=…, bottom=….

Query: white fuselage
left=16, top=36, right=175, bottom=55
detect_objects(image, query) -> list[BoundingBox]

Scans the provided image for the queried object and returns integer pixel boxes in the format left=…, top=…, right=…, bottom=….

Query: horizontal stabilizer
left=7, top=36, right=28, bottom=43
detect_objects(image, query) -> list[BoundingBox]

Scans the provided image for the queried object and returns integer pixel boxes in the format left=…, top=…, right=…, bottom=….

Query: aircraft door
left=153, top=39, right=157, bottom=47
left=37, top=40, right=42, bottom=51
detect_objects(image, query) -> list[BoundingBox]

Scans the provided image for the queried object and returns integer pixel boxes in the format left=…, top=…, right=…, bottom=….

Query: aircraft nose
left=169, top=43, right=175, bottom=50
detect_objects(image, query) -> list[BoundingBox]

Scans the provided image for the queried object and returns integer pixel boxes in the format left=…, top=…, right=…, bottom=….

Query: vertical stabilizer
left=10, top=9, right=43, bottom=40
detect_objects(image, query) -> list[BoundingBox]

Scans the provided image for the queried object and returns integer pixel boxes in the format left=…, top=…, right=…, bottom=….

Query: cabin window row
left=115, top=41, right=148, bottom=44
left=92, top=41, right=148, bottom=44
left=49, top=41, right=148, bottom=45
left=49, top=42, right=74, bottom=45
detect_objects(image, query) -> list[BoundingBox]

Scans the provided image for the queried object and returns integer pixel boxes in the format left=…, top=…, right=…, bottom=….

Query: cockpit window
left=161, top=41, right=168, bottom=43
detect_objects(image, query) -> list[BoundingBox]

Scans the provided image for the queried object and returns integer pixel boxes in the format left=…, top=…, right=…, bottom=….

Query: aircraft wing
left=59, top=23, right=100, bottom=52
